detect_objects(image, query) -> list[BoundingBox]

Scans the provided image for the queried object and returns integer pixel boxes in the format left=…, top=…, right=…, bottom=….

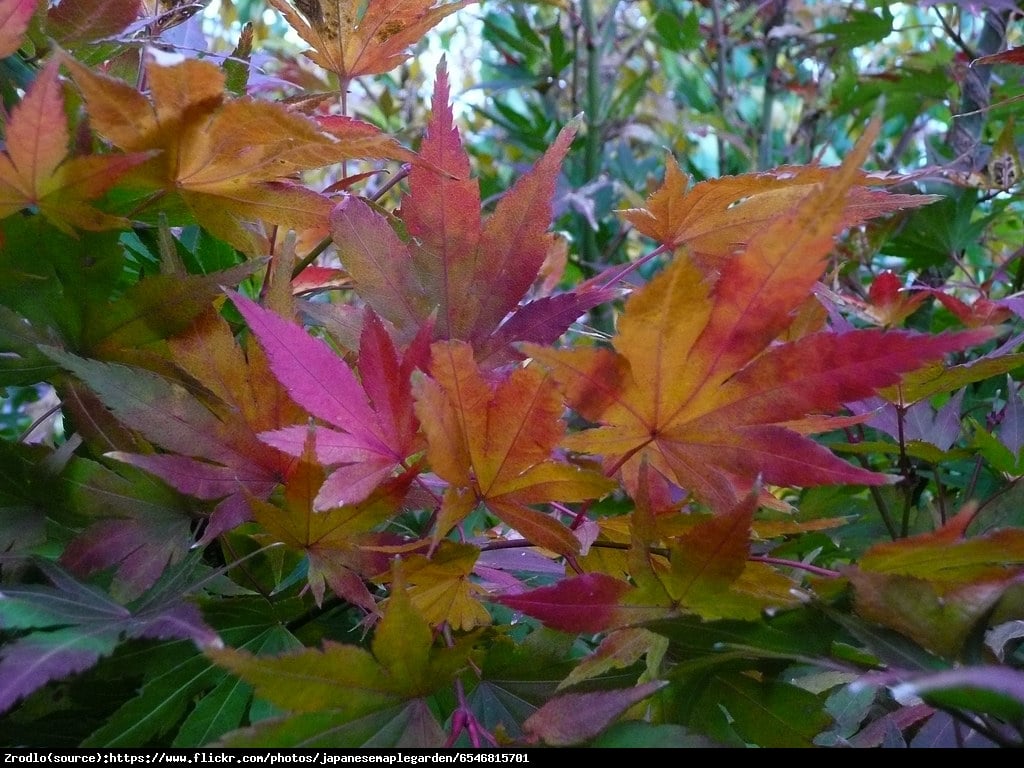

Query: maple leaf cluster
left=4, top=0, right=1024, bottom=747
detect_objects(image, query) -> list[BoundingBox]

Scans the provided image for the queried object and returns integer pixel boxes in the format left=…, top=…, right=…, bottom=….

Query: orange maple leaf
left=270, top=0, right=471, bottom=88
left=527, top=126, right=991, bottom=513
left=622, top=153, right=941, bottom=273
left=61, top=54, right=416, bottom=253
left=251, top=435, right=414, bottom=611
left=0, top=59, right=150, bottom=232
left=413, top=340, right=616, bottom=556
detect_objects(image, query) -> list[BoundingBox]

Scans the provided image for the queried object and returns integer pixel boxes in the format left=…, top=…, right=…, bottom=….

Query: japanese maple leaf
left=413, top=340, right=616, bottom=557
left=269, top=0, right=471, bottom=89
left=0, top=59, right=150, bottom=232
left=44, top=308, right=305, bottom=545
left=228, top=291, right=427, bottom=510
left=61, top=54, right=416, bottom=253
left=845, top=507, right=1024, bottom=657
left=622, top=153, right=940, bottom=273
left=58, top=457, right=194, bottom=602
left=331, top=62, right=617, bottom=362
left=496, top=474, right=797, bottom=631
left=820, top=270, right=931, bottom=328
left=623, top=480, right=800, bottom=622
left=0, top=556, right=218, bottom=715
left=386, top=541, right=492, bottom=631
left=46, top=0, right=143, bottom=46
left=207, top=572, right=474, bottom=747
left=0, top=0, right=37, bottom=58
left=250, top=433, right=414, bottom=611
left=526, top=127, right=992, bottom=513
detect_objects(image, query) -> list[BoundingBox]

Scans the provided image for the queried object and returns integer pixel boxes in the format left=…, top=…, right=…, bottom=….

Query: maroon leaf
left=523, top=680, right=668, bottom=746
left=47, top=0, right=142, bottom=44
left=492, top=572, right=632, bottom=633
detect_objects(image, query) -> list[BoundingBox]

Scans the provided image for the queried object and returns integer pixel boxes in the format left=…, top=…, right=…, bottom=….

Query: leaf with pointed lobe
left=207, top=578, right=475, bottom=744
left=973, top=45, right=1024, bottom=67
left=476, top=288, right=619, bottom=368
left=44, top=347, right=273, bottom=476
left=58, top=457, right=194, bottom=602
left=84, top=260, right=263, bottom=358
left=81, top=597, right=306, bottom=747
left=217, top=699, right=447, bottom=748
left=62, top=55, right=416, bottom=253
left=843, top=509, right=1024, bottom=657
left=1000, top=374, right=1024, bottom=455
left=0, top=0, right=38, bottom=57
left=250, top=448, right=413, bottom=609
left=493, top=572, right=633, bottom=634
left=859, top=507, right=1024, bottom=584
left=329, top=196, right=432, bottom=339
left=828, top=270, right=931, bottom=327
left=47, top=0, right=142, bottom=44
left=332, top=64, right=605, bottom=358
left=43, top=309, right=304, bottom=545
left=0, top=557, right=218, bottom=715
left=413, top=340, right=616, bottom=556
left=558, top=628, right=668, bottom=691
left=893, top=667, right=1024, bottom=723
left=526, top=127, right=993, bottom=513
left=882, top=353, right=1024, bottom=407
left=229, top=291, right=424, bottom=510
left=690, top=672, right=832, bottom=748
left=622, top=153, right=941, bottom=273
left=0, top=59, right=151, bottom=232
left=622, top=481, right=801, bottom=623
left=291, top=265, right=352, bottom=296
left=387, top=542, right=492, bottom=631
left=523, top=680, right=668, bottom=746
left=845, top=569, right=1011, bottom=659
left=268, top=0, right=471, bottom=87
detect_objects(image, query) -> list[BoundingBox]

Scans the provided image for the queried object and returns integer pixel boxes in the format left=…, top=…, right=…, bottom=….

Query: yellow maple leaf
left=622, top=154, right=941, bottom=273
left=62, top=54, right=416, bottom=253
left=0, top=59, right=150, bottom=232
left=271, top=0, right=472, bottom=89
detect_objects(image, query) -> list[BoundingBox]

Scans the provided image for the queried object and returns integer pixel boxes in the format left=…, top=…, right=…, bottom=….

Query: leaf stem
left=219, top=536, right=273, bottom=600
left=933, top=463, right=948, bottom=526
left=933, top=6, right=977, bottom=61
left=370, top=162, right=412, bottom=203
left=847, top=427, right=899, bottom=540
left=964, top=454, right=984, bottom=502
left=747, top=555, right=840, bottom=579
left=291, top=234, right=333, bottom=280
left=481, top=538, right=841, bottom=579
left=443, top=624, right=497, bottom=748
left=598, top=243, right=670, bottom=289
left=17, top=402, right=62, bottom=444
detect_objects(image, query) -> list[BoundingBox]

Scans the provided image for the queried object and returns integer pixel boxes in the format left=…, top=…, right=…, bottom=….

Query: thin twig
left=17, top=402, right=62, bottom=444
left=709, top=0, right=730, bottom=175
left=933, top=6, right=977, bottom=61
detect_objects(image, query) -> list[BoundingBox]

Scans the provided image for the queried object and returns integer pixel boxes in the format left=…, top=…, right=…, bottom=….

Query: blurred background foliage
left=203, top=0, right=1023, bottom=272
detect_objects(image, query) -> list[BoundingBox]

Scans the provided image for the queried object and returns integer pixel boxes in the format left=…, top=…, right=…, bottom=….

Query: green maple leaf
left=207, top=572, right=477, bottom=747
